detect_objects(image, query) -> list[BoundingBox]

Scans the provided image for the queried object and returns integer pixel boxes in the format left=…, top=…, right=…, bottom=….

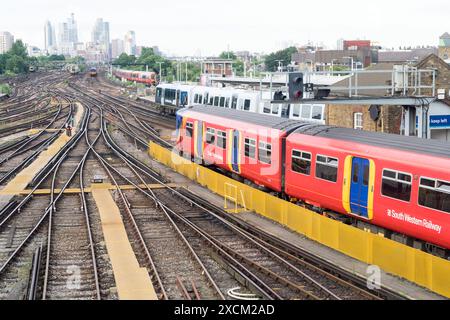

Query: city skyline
left=0, top=0, right=449, bottom=56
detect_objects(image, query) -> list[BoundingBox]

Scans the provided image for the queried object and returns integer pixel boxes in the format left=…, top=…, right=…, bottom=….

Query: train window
left=363, top=165, right=369, bottom=186
left=206, top=128, right=215, bottom=144
left=209, top=97, right=213, bottom=105
left=352, top=162, right=359, bottom=183
left=217, top=131, right=227, bottom=149
left=418, top=178, right=450, bottom=213
left=214, top=97, right=219, bottom=106
left=165, top=89, right=176, bottom=101
left=312, top=105, right=323, bottom=120
left=263, top=104, right=271, bottom=114
left=185, top=122, right=193, bottom=138
left=204, top=93, right=209, bottom=104
left=156, top=88, right=162, bottom=99
left=231, top=96, right=238, bottom=109
left=301, top=105, right=311, bottom=119
left=244, top=138, right=256, bottom=159
left=381, top=169, right=412, bottom=202
left=293, top=105, right=301, bottom=117
left=220, top=97, right=225, bottom=107
left=291, top=150, right=311, bottom=175
left=258, top=142, right=272, bottom=164
left=272, top=104, right=279, bottom=115
left=244, top=99, right=251, bottom=111
left=225, top=98, right=230, bottom=108
left=194, top=94, right=199, bottom=103
left=315, top=155, right=338, bottom=182
left=199, top=95, right=203, bottom=104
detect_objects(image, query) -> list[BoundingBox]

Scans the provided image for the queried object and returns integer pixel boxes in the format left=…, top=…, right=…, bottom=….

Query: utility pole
left=158, top=62, right=163, bottom=83
left=185, top=61, right=188, bottom=83
left=275, top=60, right=284, bottom=72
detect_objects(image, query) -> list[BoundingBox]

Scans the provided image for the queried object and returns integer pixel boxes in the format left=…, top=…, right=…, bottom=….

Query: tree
left=9, top=40, right=28, bottom=59
left=264, top=46, right=298, bottom=72
left=48, top=54, right=66, bottom=61
left=0, top=40, right=35, bottom=75
left=219, top=51, right=237, bottom=60
left=5, top=55, right=27, bottom=74
left=113, top=53, right=137, bottom=66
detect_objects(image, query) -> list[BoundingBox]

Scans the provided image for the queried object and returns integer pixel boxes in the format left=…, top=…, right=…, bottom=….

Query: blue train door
left=231, top=130, right=240, bottom=173
left=350, top=157, right=370, bottom=217
left=180, top=91, right=188, bottom=107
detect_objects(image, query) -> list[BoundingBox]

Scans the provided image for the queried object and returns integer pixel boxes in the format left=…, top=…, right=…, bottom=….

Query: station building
left=324, top=54, right=450, bottom=142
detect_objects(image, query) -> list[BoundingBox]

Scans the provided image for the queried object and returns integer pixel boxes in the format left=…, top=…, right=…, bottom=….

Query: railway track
left=0, top=71, right=409, bottom=300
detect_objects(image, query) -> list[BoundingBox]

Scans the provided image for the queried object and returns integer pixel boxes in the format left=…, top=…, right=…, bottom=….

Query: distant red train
left=175, top=106, right=450, bottom=257
left=113, top=68, right=157, bottom=86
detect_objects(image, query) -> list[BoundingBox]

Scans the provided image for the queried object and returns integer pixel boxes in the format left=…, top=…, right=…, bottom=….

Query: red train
left=175, top=106, right=450, bottom=257
left=113, top=68, right=157, bottom=86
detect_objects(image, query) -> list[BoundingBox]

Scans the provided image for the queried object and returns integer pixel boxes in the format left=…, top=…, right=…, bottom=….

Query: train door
left=180, top=91, right=188, bottom=107
left=176, top=90, right=180, bottom=107
left=231, top=95, right=238, bottom=109
left=175, top=114, right=182, bottom=143
left=156, top=87, right=162, bottom=104
left=350, top=157, right=370, bottom=218
left=231, top=130, right=240, bottom=173
left=194, top=120, right=203, bottom=160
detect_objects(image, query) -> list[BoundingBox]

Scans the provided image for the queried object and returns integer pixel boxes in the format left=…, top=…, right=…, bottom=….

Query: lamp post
left=275, top=60, right=284, bottom=72
left=157, top=61, right=163, bottom=83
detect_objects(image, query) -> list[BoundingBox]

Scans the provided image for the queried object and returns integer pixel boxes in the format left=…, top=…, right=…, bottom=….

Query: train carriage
left=285, top=127, right=450, bottom=251
left=176, top=106, right=302, bottom=192
left=113, top=68, right=157, bottom=86
left=176, top=106, right=450, bottom=255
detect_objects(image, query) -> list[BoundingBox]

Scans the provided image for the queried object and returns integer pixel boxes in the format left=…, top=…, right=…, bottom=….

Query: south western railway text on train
left=387, top=209, right=443, bottom=234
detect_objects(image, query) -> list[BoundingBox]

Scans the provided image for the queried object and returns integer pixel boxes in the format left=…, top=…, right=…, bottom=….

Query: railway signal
left=288, top=72, right=304, bottom=100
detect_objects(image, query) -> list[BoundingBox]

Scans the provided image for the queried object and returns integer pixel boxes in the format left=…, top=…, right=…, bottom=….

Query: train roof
left=179, top=105, right=302, bottom=132
left=292, top=125, right=450, bottom=159
left=180, top=106, right=450, bottom=158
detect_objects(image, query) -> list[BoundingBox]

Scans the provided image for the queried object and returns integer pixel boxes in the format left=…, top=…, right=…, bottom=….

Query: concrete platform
left=91, top=183, right=157, bottom=300
left=147, top=153, right=445, bottom=300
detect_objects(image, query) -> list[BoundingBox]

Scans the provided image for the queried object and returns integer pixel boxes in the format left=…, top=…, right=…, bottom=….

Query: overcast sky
left=1, top=0, right=449, bottom=56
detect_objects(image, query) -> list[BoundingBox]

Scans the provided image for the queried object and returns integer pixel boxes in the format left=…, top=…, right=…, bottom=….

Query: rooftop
left=439, top=32, right=450, bottom=47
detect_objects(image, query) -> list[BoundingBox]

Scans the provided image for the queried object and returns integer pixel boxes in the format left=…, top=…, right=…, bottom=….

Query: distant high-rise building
left=57, top=13, right=78, bottom=56
left=44, top=21, right=56, bottom=54
left=111, top=39, right=124, bottom=59
left=68, top=13, right=78, bottom=43
left=0, top=31, right=14, bottom=54
left=91, top=18, right=110, bottom=60
left=124, top=31, right=136, bottom=56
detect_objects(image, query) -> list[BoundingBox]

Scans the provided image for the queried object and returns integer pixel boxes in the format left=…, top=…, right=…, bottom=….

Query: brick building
left=325, top=54, right=450, bottom=140
left=201, top=58, right=233, bottom=76
left=325, top=104, right=402, bottom=133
